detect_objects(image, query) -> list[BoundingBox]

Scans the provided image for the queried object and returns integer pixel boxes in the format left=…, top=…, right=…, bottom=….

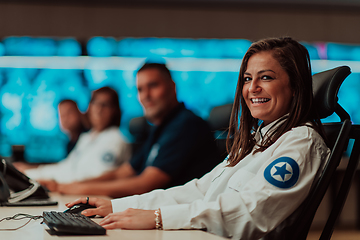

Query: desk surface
left=0, top=193, right=226, bottom=240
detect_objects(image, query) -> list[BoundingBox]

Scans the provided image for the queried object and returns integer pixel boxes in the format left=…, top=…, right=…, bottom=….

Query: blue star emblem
left=102, top=153, right=114, bottom=163
left=273, top=163, right=292, bottom=182
left=264, top=157, right=300, bottom=189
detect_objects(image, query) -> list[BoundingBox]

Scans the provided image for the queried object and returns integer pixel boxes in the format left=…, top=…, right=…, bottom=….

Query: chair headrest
left=208, top=103, right=233, bottom=131
left=129, top=116, right=149, bottom=136
left=312, top=66, right=351, bottom=119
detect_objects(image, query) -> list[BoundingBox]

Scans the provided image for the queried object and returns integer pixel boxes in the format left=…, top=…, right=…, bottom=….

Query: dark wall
left=0, top=2, right=359, bottom=43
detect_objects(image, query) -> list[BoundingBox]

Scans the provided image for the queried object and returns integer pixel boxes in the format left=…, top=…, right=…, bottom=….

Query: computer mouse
left=64, top=203, right=97, bottom=217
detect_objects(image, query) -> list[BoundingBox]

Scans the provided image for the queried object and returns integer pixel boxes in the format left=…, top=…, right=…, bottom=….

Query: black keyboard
left=42, top=211, right=106, bottom=235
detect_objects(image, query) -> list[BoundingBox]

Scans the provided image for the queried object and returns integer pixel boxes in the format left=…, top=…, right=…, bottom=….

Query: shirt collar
left=149, top=102, right=184, bottom=134
left=158, top=102, right=184, bottom=127
left=255, top=114, right=289, bottom=142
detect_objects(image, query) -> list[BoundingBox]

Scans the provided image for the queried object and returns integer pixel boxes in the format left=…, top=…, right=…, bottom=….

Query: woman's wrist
left=154, top=208, right=163, bottom=230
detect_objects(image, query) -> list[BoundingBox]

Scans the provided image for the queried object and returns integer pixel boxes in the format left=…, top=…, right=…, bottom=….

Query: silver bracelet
left=154, top=208, right=163, bottom=230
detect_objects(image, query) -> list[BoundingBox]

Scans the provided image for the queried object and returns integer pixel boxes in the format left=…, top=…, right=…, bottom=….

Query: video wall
left=0, top=36, right=359, bottom=162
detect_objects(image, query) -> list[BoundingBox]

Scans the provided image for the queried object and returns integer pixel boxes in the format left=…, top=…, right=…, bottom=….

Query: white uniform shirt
left=25, top=126, right=131, bottom=183
left=111, top=119, right=330, bottom=239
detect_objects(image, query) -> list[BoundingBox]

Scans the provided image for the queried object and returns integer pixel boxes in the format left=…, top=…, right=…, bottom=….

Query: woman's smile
left=242, top=51, right=294, bottom=125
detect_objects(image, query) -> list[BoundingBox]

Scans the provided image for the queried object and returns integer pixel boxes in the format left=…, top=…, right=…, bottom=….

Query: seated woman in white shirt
left=66, top=38, right=330, bottom=239
left=15, top=87, right=131, bottom=185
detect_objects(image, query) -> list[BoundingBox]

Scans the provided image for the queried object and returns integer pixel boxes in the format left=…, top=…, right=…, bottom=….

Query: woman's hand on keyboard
left=99, top=208, right=156, bottom=230
left=65, top=197, right=113, bottom=217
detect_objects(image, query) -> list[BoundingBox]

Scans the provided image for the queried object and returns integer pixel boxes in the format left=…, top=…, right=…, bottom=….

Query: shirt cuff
left=111, top=195, right=141, bottom=213
left=160, top=204, right=192, bottom=230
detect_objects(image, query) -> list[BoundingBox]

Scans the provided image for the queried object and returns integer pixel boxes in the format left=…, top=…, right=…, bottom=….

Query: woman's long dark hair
left=89, top=86, right=121, bottom=128
left=226, top=37, right=325, bottom=167
left=59, top=99, right=90, bottom=132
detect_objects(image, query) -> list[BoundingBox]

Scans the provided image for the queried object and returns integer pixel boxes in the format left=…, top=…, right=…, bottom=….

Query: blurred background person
left=14, top=87, right=132, bottom=186
left=52, top=63, right=221, bottom=198
left=58, top=99, right=90, bottom=156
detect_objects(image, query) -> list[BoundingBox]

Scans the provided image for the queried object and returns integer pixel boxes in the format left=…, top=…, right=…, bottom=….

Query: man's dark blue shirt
left=130, top=103, right=221, bottom=188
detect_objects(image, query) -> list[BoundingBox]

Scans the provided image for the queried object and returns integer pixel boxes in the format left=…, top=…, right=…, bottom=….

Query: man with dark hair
left=55, top=63, right=221, bottom=198
left=58, top=99, right=89, bottom=155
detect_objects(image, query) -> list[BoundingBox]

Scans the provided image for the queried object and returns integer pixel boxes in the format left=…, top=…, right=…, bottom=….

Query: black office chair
left=264, top=66, right=360, bottom=240
left=207, top=103, right=233, bottom=160
left=128, top=116, right=150, bottom=153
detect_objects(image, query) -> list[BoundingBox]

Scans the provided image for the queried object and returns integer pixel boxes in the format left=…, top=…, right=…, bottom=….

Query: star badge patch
left=102, top=152, right=115, bottom=163
left=264, top=157, right=300, bottom=189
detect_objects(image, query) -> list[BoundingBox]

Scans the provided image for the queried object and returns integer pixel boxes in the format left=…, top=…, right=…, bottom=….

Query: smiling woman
left=66, top=37, right=330, bottom=240
left=242, top=51, right=294, bottom=126
left=228, top=37, right=322, bottom=167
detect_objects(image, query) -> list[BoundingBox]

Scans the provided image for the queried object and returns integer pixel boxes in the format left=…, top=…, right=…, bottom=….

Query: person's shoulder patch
left=102, top=152, right=115, bottom=163
left=264, top=157, right=300, bottom=189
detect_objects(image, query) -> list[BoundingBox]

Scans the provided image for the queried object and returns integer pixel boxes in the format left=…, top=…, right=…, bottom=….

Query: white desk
left=0, top=193, right=227, bottom=240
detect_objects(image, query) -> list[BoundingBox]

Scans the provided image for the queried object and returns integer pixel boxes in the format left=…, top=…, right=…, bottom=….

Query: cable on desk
left=0, top=213, right=43, bottom=231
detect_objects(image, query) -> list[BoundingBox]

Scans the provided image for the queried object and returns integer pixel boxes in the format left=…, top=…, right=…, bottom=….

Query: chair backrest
left=264, top=66, right=360, bottom=240
left=128, top=116, right=150, bottom=153
left=312, top=66, right=351, bottom=121
left=207, top=103, right=233, bottom=160
left=207, top=103, right=233, bottom=132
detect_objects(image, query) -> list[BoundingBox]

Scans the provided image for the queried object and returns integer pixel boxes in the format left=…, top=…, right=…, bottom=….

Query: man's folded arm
left=79, top=163, right=137, bottom=183
left=58, top=166, right=171, bottom=198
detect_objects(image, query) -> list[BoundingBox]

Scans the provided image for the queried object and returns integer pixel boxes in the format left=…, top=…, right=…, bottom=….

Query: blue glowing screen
left=0, top=37, right=359, bottom=162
